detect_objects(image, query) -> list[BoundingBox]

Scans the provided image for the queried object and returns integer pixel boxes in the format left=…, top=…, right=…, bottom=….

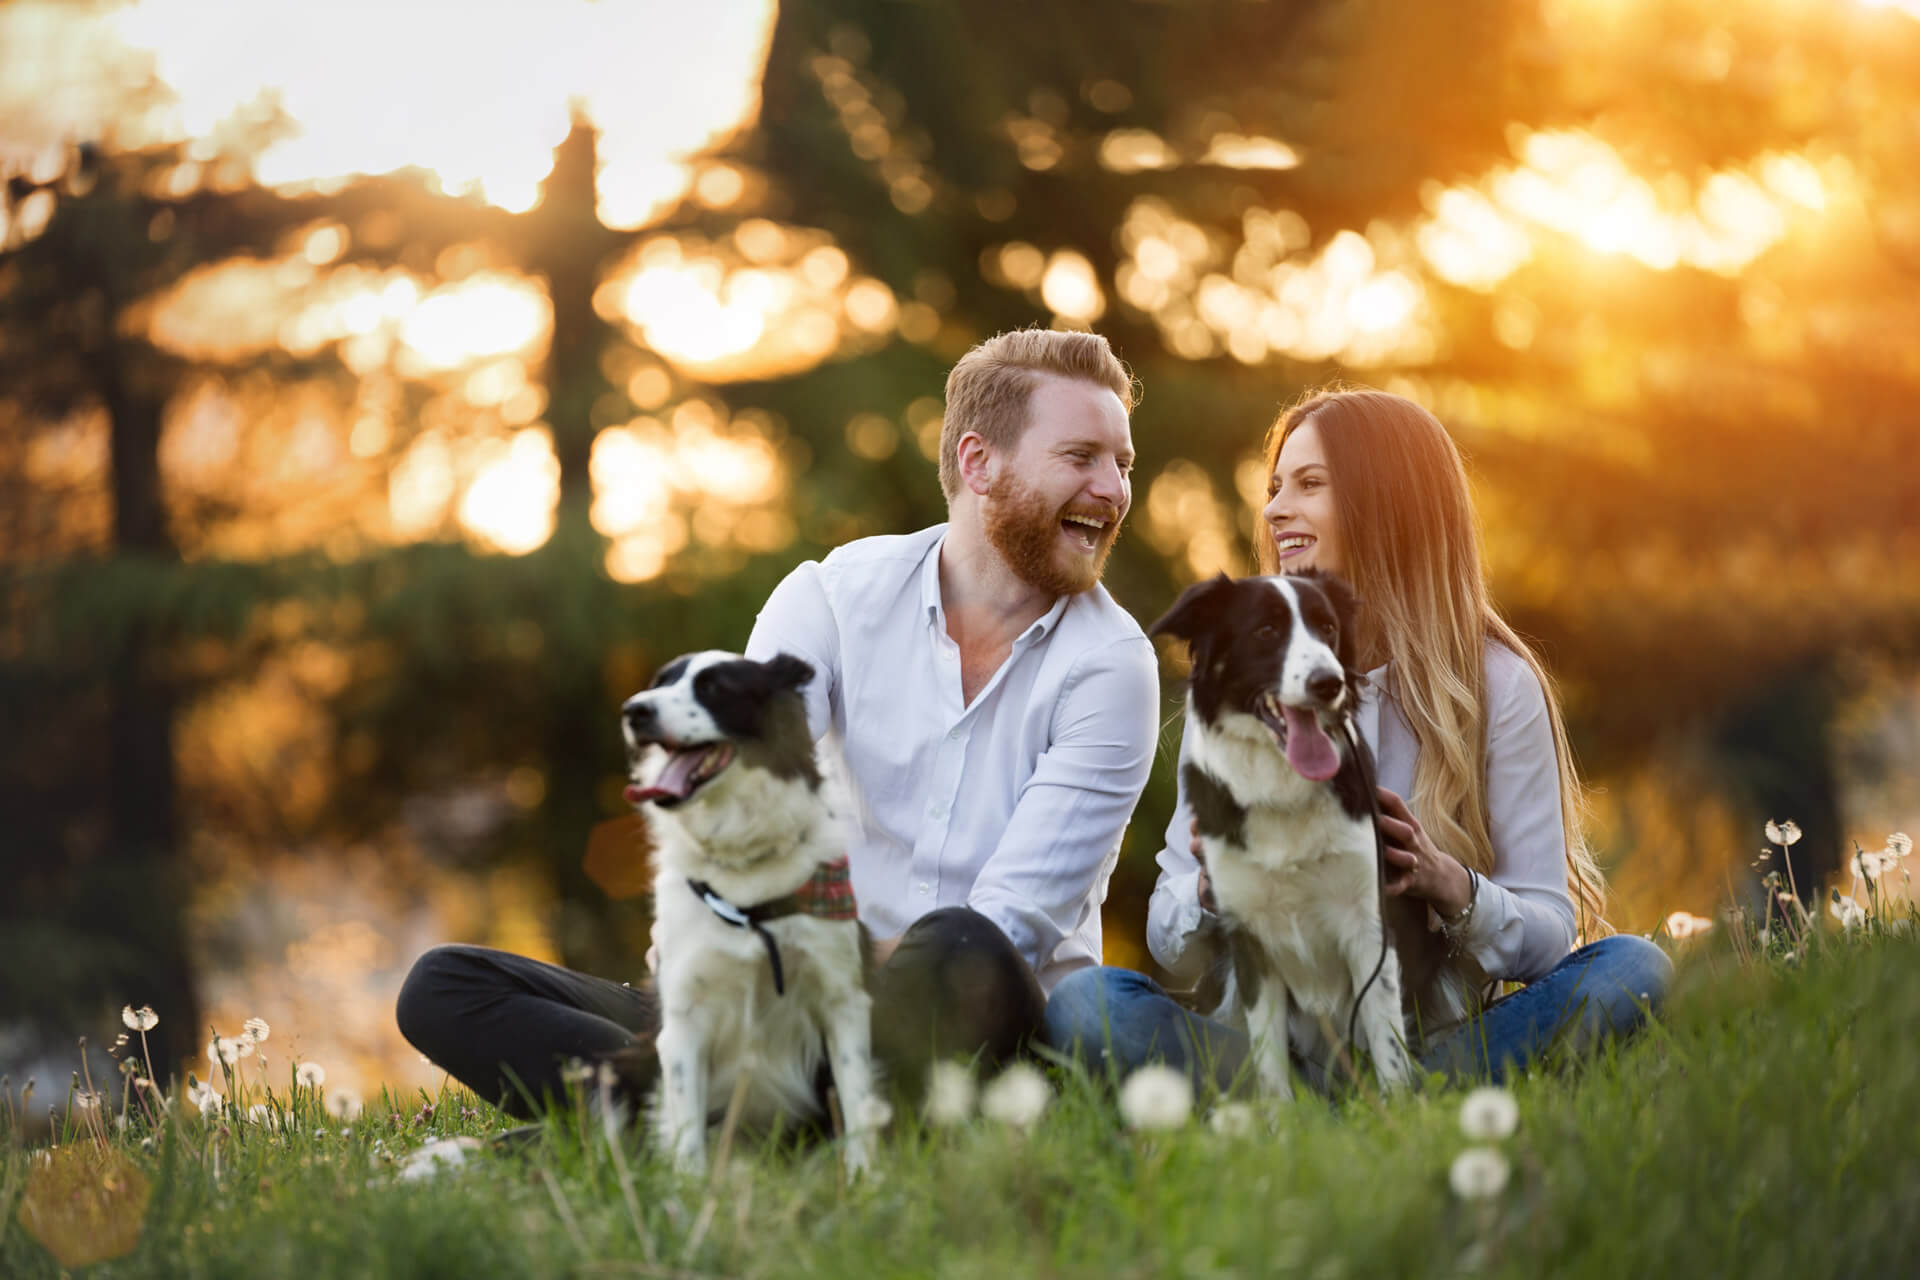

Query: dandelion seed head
left=1449, top=1146, right=1511, bottom=1199
left=924, top=1061, right=976, bottom=1127
left=122, top=1005, right=159, bottom=1032
left=1458, top=1087, right=1519, bottom=1141
left=1829, top=892, right=1866, bottom=930
left=247, top=1103, right=279, bottom=1129
left=1207, top=1101, right=1257, bottom=1137
left=1886, top=833, right=1912, bottom=858
left=72, top=1090, right=102, bottom=1112
left=978, top=1062, right=1051, bottom=1130
left=296, top=1062, right=326, bottom=1088
left=1853, top=850, right=1892, bottom=883
left=1118, top=1064, right=1193, bottom=1132
left=210, top=1035, right=252, bottom=1065
left=242, top=1017, right=270, bottom=1043
left=1765, top=819, right=1802, bottom=847
left=187, top=1078, right=224, bottom=1116
left=1664, top=911, right=1714, bottom=941
left=328, top=1088, right=363, bottom=1121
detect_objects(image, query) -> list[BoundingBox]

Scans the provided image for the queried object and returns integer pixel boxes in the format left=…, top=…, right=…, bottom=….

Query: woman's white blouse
left=1146, top=641, right=1578, bottom=1001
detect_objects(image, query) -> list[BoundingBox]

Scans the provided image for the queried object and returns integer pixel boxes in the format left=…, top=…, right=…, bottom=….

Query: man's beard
left=983, top=472, right=1121, bottom=597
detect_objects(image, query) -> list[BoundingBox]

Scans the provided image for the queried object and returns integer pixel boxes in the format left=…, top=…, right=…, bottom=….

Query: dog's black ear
left=761, top=652, right=814, bottom=694
left=1148, top=574, right=1236, bottom=644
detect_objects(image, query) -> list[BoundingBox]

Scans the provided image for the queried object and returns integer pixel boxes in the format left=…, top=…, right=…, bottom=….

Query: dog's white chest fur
left=624, top=650, right=884, bottom=1178
left=1189, top=709, right=1411, bottom=1095
left=652, top=866, right=865, bottom=1127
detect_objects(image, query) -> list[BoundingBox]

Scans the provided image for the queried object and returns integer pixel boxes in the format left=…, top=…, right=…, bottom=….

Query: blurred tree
left=696, top=0, right=1920, bottom=927
left=6, top=0, right=1919, bottom=1063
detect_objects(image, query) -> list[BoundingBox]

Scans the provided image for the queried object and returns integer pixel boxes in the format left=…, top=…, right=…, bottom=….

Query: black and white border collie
left=1150, top=571, right=1445, bottom=1097
left=621, top=651, right=884, bottom=1177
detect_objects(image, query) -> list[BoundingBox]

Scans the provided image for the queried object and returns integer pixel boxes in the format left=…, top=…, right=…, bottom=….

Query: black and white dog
left=1150, top=571, right=1447, bottom=1097
left=621, top=651, right=885, bottom=1177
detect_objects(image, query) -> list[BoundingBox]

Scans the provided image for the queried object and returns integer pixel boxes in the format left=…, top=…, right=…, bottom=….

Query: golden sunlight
left=590, top=401, right=791, bottom=583
left=602, top=227, right=897, bottom=382
left=458, top=427, right=560, bottom=556
left=11, top=0, right=775, bottom=227
left=1118, top=199, right=1434, bottom=367
left=1417, top=130, right=1836, bottom=286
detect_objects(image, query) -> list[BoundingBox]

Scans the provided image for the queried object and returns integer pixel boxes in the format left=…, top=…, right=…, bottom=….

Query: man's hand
left=869, top=934, right=902, bottom=968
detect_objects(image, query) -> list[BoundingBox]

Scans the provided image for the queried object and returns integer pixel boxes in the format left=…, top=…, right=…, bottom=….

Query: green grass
left=6, top=925, right=1920, bottom=1279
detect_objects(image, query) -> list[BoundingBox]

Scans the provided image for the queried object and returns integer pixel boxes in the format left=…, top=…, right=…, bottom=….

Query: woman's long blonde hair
left=1254, top=387, right=1609, bottom=938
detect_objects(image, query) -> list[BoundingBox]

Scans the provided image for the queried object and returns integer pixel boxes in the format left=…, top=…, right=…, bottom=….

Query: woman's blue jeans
left=1042, top=935, right=1673, bottom=1093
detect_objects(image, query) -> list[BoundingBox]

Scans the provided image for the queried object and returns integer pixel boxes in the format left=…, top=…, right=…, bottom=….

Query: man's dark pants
left=395, top=907, right=1045, bottom=1120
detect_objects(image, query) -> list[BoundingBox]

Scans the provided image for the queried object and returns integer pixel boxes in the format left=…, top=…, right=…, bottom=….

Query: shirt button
left=929, top=802, right=948, bottom=820
left=948, top=727, right=963, bottom=741
left=917, top=882, right=931, bottom=895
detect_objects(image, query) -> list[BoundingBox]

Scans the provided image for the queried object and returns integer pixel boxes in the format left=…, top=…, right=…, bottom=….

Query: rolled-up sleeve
left=967, top=634, right=1158, bottom=972
left=1456, top=652, right=1578, bottom=983
left=744, top=560, right=839, bottom=741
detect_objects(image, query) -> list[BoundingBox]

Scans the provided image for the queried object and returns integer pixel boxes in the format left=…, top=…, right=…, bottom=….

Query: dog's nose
left=623, top=698, right=655, bottom=732
left=1306, top=669, right=1344, bottom=706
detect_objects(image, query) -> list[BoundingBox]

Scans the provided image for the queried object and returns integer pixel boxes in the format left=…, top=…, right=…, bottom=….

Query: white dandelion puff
left=1458, top=1087, right=1519, bottom=1141
left=1663, top=911, right=1714, bottom=941
left=1765, top=819, right=1802, bottom=847
left=978, top=1063, right=1051, bottom=1130
left=1829, top=892, right=1866, bottom=930
left=72, top=1090, right=102, bottom=1113
left=1207, top=1102, right=1257, bottom=1138
left=1449, top=1146, right=1511, bottom=1199
left=242, top=1018, right=270, bottom=1044
left=247, top=1103, right=280, bottom=1130
left=296, top=1062, right=326, bottom=1088
left=1117, top=1064, right=1193, bottom=1132
left=209, top=1035, right=253, bottom=1065
left=187, top=1076, right=224, bottom=1116
left=924, top=1061, right=976, bottom=1127
left=122, top=1005, right=159, bottom=1032
left=1853, top=849, right=1892, bottom=885
left=327, top=1088, right=363, bottom=1121
left=1886, top=833, right=1912, bottom=858
left=398, top=1136, right=484, bottom=1182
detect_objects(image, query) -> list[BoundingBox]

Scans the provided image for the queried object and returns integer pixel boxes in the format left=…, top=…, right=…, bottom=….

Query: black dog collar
left=686, top=878, right=802, bottom=996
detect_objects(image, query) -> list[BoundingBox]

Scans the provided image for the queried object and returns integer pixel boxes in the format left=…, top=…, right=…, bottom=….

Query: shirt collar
left=920, top=525, right=1074, bottom=644
left=1356, top=662, right=1387, bottom=752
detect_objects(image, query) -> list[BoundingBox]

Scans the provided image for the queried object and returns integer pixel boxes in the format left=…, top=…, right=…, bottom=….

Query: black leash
left=1337, top=712, right=1393, bottom=1075
left=686, top=878, right=801, bottom=996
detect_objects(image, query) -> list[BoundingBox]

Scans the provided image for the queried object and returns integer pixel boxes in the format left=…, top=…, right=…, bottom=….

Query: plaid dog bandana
left=794, top=856, right=857, bottom=921
left=686, top=856, right=860, bottom=995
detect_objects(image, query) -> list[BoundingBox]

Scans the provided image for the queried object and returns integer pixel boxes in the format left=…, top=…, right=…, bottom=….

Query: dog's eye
left=1254, top=623, right=1279, bottom=641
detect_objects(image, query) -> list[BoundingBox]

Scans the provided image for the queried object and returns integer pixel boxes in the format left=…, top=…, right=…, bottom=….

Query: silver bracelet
left=1439, top=867, right=1479, bottom=954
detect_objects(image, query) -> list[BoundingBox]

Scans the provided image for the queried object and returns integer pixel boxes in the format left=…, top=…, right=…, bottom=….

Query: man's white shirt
left=745, top=524, right=1158, bottom=992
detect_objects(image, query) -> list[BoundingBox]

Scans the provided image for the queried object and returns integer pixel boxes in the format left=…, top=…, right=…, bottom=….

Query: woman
left=1044, top=387, right=1671, bottom=1089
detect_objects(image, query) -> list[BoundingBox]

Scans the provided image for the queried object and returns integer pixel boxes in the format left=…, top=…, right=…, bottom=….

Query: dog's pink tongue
left=1282, top=705, right=1341, bottom=782
left=626, top=748, right=712, bottom=804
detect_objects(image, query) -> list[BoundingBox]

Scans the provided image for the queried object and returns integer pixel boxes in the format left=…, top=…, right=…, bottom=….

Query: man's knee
left=874, top=908, right=1043, bottom=1079
left=395, top=944, right=490, bottom=1050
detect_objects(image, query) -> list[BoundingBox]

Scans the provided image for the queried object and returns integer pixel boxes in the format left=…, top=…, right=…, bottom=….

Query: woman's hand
left=1189, top=818, right=1218, bottom=913
left=1376, top=786, right=1474, bottom=918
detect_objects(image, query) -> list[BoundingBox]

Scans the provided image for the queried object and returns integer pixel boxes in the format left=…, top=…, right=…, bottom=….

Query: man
left=744, top=328, right=1159, bottom=1092
left=397, top=328, right=1157, bottom=1112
